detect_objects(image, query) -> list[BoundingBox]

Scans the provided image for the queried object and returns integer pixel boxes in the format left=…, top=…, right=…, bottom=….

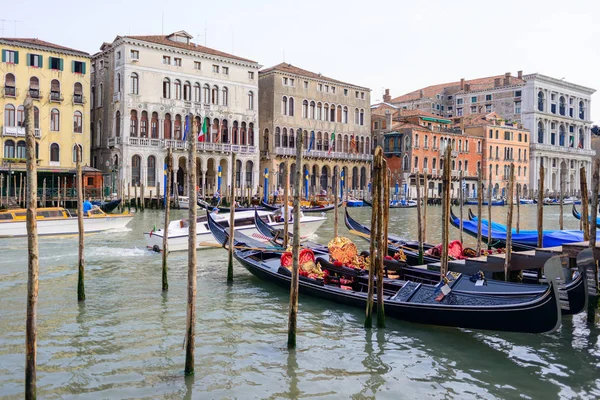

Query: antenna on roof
left=282, top=50, right=285, bottom=62
left=0, top=19, right=23, bottom=37
left=232, top=29, right=234, bottom=54
left=161, top=12, right=164, bottom=35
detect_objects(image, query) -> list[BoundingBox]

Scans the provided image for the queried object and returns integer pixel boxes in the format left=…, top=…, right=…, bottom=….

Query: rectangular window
left=485, top=94, right=492, bottom=101
left=457, top=98, right=463, bottom=105
left=470, top=106, right=477, bottom=113
left=471, top=96, right=477, bottom=103
left=448, top=106, right=453, bottom=110
left=222, top=66, right=229, bottom=75
left=318, top=84, right=323, bottom=91
left=344, top=88, right=348, bottom=96
left=374, top=121, right=379, bottom=129
left=289, top=78, right=294, bottom=86
left=2, top=49, right=18, bottom=64
left=355, top=91, right=359, bottom=98
left=304, top=81, right=308, bottom=89
left=457, top=108, right=463, bottom=116
left=361, top=92, right=365, bottom=100
left=515, top=90, right=521, bottom=97
left=49, top=56, right=63, bottom=70
left=72, top=61, right=86, bottom=74
left=27, top=53, right=42, bottom=67
left=130, top=50, right=139, bottom=59
left=248, top=71, right=254, bottom=79
left=163, top=56, right=171, bottom=64
left=194, top=61, right=202, bottom=70
left=116, top=51, right=121, bottom=60
left=212, top=65, right=219, bottom=73
left=514, top=101, right=521, bottom=113
left=325, top=85, right=329, bottom=92
left=331, top=86, right=335, bottom=94
left=485, top=104, right=492, bottom=112
left=174, top=58, right=182, bottom=66
left=283, top=77, right=288, bottom=85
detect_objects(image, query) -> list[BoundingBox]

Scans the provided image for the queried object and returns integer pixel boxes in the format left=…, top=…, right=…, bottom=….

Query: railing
left=73, top=94, right=85, bottom=105
left=2, top=126, right=41, bottom=138
left=439, top=148, right=459, bottom=158
left=49, top=91, right=63, bottom=102
left=108, top=137, right=122, bottom=147
left=112, top=136, right=258, bottom=154
left=274, top=147, right=373, bottom=161
left=431, top=169, right=437, bottom=176
left=530, top=143, right=596, bottom=156
left=423, top=168, right=429, bottom=174
left=2, top=86, right=16, bottom=97
left=29, top=89, right=41, bottom=99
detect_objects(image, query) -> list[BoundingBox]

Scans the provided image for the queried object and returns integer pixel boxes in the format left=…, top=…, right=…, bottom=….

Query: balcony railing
left=2, top=86, right=17, bottom=97
left=29, top=89, right=41, bottom=99
left=109, top=136, right=258, bottom=154
left=274, top=147, right=373, bottom=161
left=49, top=91, right=63, bottom=102
left=2, top=126, right=41, bottom=138
left=73, top=94, right=85, bottom=105
left=530, top=142, right=595, bottom=156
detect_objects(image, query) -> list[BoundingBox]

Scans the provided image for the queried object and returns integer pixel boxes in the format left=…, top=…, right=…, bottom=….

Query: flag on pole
left=183, top=115, right=190, bottom=141
left=328, top=129, right=336, bottom=154
left=350, top=135, right=357, bottom=153
left=308, top=130, right=315, bottom=152
left=198, top=117, right=208, bottom=142
left=215, top=121, right=221, bottom=143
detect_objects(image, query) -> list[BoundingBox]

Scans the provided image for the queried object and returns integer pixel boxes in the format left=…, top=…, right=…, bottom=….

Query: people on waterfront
left=273, top=187, right=280, bottom=204
left=83, top=198, right=93, bottom=215
left=211, top=207, right=219, bottom=218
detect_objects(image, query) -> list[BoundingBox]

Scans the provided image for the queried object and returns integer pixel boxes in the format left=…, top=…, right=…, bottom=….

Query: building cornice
left=523, top=73, right=596, bottom=95
left=259, top=69, right=371, bottom=92
left=0, top=39, right=90, bottom=58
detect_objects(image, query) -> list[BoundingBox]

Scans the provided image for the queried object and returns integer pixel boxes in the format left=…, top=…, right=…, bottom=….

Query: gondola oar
left=198, top=241, right=286, bottom=252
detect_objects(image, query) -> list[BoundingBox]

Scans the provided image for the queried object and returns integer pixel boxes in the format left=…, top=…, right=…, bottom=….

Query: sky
left=4, top=0, right=599, bottom=124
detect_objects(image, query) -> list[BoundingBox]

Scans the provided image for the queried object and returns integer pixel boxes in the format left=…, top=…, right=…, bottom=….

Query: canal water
left=0, top=205, right=598, bottom=399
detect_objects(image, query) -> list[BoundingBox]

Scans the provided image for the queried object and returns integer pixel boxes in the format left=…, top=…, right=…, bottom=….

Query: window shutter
left=71, top=60, right=75, bottom=72
left=39, top=55, right=43, bottom=69
left=59, top=58, right=63, bottom=71
left=14, top=51, right=19, bottom=64
left=1, top=50, right=5, bottom=62
left=26, top=53, right=30, bottom=66
left=82, top=62, right=86, bottom=74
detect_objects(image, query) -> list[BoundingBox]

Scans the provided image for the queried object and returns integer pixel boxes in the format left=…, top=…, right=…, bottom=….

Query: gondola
left=249, top=209, right=588, bottom=315
left=197, top=198, right=266, bottom=212
left=362, top=198, right=418, bottom=208
left=572, top=204, right=600, bottom=228
left=464, top=199, right=505, bottom=206
left=208, top=211, right=563, bottom=334
left=260, top=200, right=341, bottom=213
left=91, top=198, right=121, bottom=213
left=458, top=208, right=598, bottom=249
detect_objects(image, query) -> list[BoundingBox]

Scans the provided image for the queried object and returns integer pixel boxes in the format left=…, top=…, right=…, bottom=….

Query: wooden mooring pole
left=504, top=163, right=515, bottom=281
left=440, top=146, right=451, bottom=277
left=42, top=178, right=46, bottom=208
left=184, top=115, right=198, bottom=375
left=537, top=164, right=545, bottom=280
left=227, top=152, right=236, bottom=283
left=365, top=147, right=383, bottom=328
left=588, top=160, right=599, bottom=324
left=162, top=148, right=172, bottom=291
left=559, top=170, right=564, bottom=230
left=24, top=95, right=39, bottom=400
left=580, top=167, right=589, bottom=241
left=476, top=169, right=483, bottom=255
left=423, top=173, right=428, bottom=243
left=377, top=165, right=388, bottom=328
left=76, top=146, right=85, bottom=302
left=459, top=170, right=464, bottom=245
left=333, top=170, right=339, bottom=238
left=516, top=183, right=521, bottom=234
left=287, top=130, right=303, bottom=349
left=283, top=161, right=290, bottom=249
left=416, top=172, right=423, bottom=264
left=487, top=168, right=492, bottom=249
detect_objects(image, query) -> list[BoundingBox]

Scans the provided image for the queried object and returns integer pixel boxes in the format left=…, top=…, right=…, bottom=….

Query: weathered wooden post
left=516, top=183, right=520, bottom=234
left=441, top=146, right=451, bottom=277
left=580, top=167, right=589, bottom=241
left=476, top=169, right=483, bottom=255
left=283, top=161, right=290, bottom=248
left=416, top=172, right=423, bottom=264
left=24, top=95, right=39, bottom=399
left=162, top=148, right=172, bottom=291
left=228, top=152, right=236, bottom=283
left=559, top=170, right=564, bottom=230
left=57, top=176, right=61, bottom=208
left=365, top=147, right=382, bottom=328
left=141, top=183, right=145, bottom=211
left=536, top=164, right=545, bottom=280
left=377, top=165, right=389, bottom=328
left=134, top=184, right=138, bottom=212
left=0, top=175, right=3, bottom=207
left=504, top=163, right=515, bottom=281
left=76, top=146, right=85, bottom=302
left=42, top=178, right=46, bottom=208
left=423, top=173, right=428, bottom=242
left=459, top=170, right=464, bottom=245
left=333, top=170, right=339, bottom=238
left=287, top=131, right=303, bottom=349
left=184, top=116, right=198, bottom=375
left=487, top=168, right=492, bottom=249
left=588, top=160, right=599, bottom=324
left=156, top=181, right=161, bottom=210
left=63, top=178, right=67, bottom=208
left=13, top=174, right=17, bottom=206
left=127, top=184, right=131, bottom=212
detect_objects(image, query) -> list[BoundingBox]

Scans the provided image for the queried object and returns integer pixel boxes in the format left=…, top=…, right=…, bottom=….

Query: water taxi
left=0, top=207, right=134, bottom=238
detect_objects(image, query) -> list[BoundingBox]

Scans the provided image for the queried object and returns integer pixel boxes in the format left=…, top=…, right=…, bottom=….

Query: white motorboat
left=144, top=209, right=326, bottom=252
left=174, top=196, right=199, bottom=210
left=0, top=207, right=134, bottom=238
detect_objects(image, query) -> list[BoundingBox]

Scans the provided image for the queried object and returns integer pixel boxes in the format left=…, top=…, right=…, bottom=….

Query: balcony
left=530, top=142, right=596, bottom=157
left=2, top=86, right=17, bottom=98
left=29, top=89, right=41, bottom=99
left=110, top=136, right=258, bottom=154
left=439, top=148, right=459, bottom=158
left=107, top=137, right=122, bottom=147
left=2, top=126, right=41, bottom=138
left=274, top=147, right=373, bottom=161
left=49, top=91, right=63, bottom=102
left=113, top=92, right=122, bottom=102
left=73, top=94, right=85, bottom=105
left=431, top=169, right=437, bottom=176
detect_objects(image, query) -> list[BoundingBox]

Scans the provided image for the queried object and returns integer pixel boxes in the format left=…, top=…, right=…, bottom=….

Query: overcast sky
left=5, top=0, right=599, bottom=123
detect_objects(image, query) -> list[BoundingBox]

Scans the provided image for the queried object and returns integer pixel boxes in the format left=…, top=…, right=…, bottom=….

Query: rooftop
left=260, top=62, right=370, bottom=90
left=0, top=37, right=89, bottom=56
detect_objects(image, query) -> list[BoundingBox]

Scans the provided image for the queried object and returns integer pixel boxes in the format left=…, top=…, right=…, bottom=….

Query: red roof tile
left=0, top=37, right=89, bottom=56
left=260, top=63, right=369, bottom=90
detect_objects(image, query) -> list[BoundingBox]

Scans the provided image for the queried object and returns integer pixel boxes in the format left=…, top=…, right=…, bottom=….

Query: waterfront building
left=386, top=71, right=596, bottom=193
left=377, top=107, right=482, bottom=199
left=258, top=63, right=372, bottom=198
left=0, top=38, right=93, bottom=199
left=462, top=112, right=530, bottom=197
left=91, top=30, right=261, bottom=198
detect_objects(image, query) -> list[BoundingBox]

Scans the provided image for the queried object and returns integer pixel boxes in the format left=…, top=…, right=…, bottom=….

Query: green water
left=0, top=206, right=598, bottom=399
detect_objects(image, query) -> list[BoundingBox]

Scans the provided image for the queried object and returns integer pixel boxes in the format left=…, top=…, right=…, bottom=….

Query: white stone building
left=90, top=30, right=261, bottom=198
left=520, top=74, right=596, bottom=194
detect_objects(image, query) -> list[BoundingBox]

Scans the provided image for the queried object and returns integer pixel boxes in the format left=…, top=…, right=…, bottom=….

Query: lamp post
left=105, top=160, right=118, bottom=198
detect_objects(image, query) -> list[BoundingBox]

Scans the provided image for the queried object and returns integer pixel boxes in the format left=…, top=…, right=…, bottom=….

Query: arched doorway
left=177, top=156, right=187, bottom=195
left=320, top=165, right=329, bottom=191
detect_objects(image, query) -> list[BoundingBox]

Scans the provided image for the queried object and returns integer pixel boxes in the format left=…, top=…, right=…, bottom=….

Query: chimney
left=419, top=89, right=424, bottom=98
left=464, top=83, right=470, bottom=92
left=504, top=72, right=511, bottom=86
left=494, top=78, right=501, bottom=87
left=385, top=110, right=392, bottom=130
left=383, top=88, right=391, bottom=102
left=460, top=78, right=465, bottom=90
left=518, top=70, right=523, bottom=79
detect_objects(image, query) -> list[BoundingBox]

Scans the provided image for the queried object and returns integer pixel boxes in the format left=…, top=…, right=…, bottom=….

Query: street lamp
left=105, top=160, right=118, bottom=198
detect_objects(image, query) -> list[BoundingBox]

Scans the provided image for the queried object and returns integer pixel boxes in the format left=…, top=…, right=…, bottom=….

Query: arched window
left=174, top=80, right=182, bottom=100
left=3, top=139, right=15, bottom=158
left=275, top=127, right=281, bottom=147
left=163, top=78, right=170, bottom=98
left=324, top=104, right=330, bottom=121
left=402, top=154, right=409, bottom=171
left=98, top=83, right=103, bottom=106
left=16, top=141, right=26, bottom=159
left=248, top=123, right=254, bottom=146
left=183, top=81, right=191, bottom=101
left=147, top=155, right=156, bottom=186
left=495, top=164, right=499, bottom=175
left=116, top=73, right=121, bottom=92
left=151, top=112, right=158, bottom=138
left=289, top=129, right=295, bottom=148
left=537, top=121, right=544, bottom=144
left=130, top=73, right=139, bottom=95
left=33, top=106, right=39, bottom=129
left=222, top=87, right=228, bottom=106
left=203, top=84, right=210, bottom=104
left=50, top=79, right=61, bottom=101
left=310, top=101, right=316, bottom=119
left=360, top=109, right=365, bottom=126
left=97, top=120, right=102, bottom=146
left=131, top=155, right=141, bottom=185
left=579, top=101, right=585, bottom=119
left=537, top=91, right=544, bottom=111
left=559, top=125, right=566, bottom=146
left=282, top=96, right=288, bottom=115
left=50, top=108, right=60, bottom=131
left=343, top=106, right=348, bottom=123
left=316, top=131, right=323, bottom=151
left=140, top=111, right=148, bottom=137
left=317, top=102, right=322, bottom=120
left=354, top=108, right=359, bottom=124
left=211, top=85, right=218, bottom=104
left=72, top=144, right=82, bottom=163
left=29, top=77, right=40, bottom=98
left=559, top=96, right=566, bottom=116
left=194, top=83, right=201, bottom=103
left=302, top=100, right=308, bottom=118
left=240, top=122, right=247, bottom=145
left=432, top=158, right=437, bottom=170
left=4, top=73, right=15, bottom=96
left=343, top=135, right=349, bottom=152
left=164, top=113, right=172, bottom=139
left=323, top=132, right=329, bottom=151
left=423, top=157, right=428, bottom=170
left=130, top=110, right=138, bottom=137
left=115, top=110, right=121, bottom=137
left=288, top=97, right=293, bottom=116
left=330, top=104, right=336, bottom=121
left=73, top=111, right=83, bottom=133
left=282, top=128, right=288, bottom=147
left=477, top=140, right=481, bottom=153
left=50, top=143, right=60, bottom=162
left=248, top=91, right=254, bottom=110
left=579, top=128, right=584, bottom=148
left=4, top=104, right=15, bottom=127
left=337, top=105, right=342, bottom=122
left=15, top=105, right=24, bottom=127
left=73, top=82, right=83, bottom=104
left=303, top=131, right=308, bottom=150
left=174, top=114, right=182, bottom=139
left=489, top=145, right=493, bottom=159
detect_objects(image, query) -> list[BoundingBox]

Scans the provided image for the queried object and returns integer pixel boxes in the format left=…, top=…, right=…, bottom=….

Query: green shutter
left=82, top=62, right=86, bottom=74
left=59, top=58, right=63, bottom=71
left=26, top=53, right=30, bottom=66
left=49, top=56, right=53, bottom=69
left=2, top=50, right=6, bottom=63
left=71, top=60, right=75, bottom=72
left=39, top=55, right=43, bottom=68
left=13, top=51, right=18, bottom=64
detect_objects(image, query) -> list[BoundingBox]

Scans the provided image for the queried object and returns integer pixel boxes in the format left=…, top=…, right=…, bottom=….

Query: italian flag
left=198, top=118, right=208, bottom=142
left=328, top=129, right=336, bottom=154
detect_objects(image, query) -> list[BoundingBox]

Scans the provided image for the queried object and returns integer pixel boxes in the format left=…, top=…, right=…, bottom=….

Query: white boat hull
left=0, top=215, right=134, bottom=238
left=144, top=216, right=325, bottom=252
